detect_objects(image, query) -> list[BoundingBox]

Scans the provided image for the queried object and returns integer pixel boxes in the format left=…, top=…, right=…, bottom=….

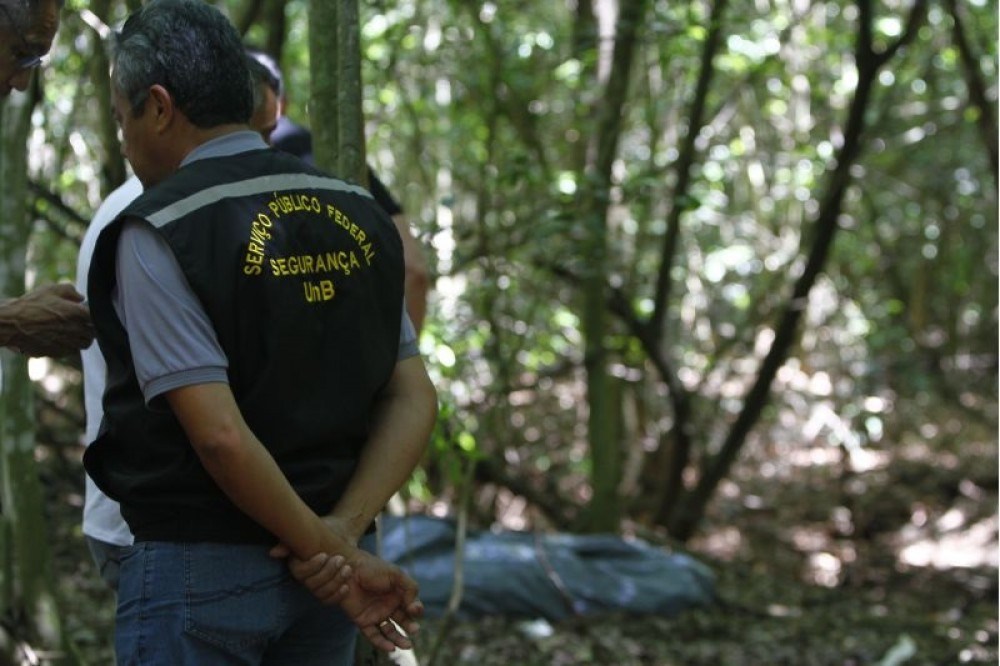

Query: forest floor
left=41, top=422, right=998, bottom=666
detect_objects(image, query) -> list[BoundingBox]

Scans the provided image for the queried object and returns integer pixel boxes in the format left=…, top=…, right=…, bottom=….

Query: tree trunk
left=646, top=0, right=729, bottom=527
left=235, top=0, right=268, bottom=35
left=89, top=0, right=127, bottom=196
left=308, top=0, right=365, bottom=185
left=263, top=0, right=288, bottom=64
left=308, top=0, right=339, bottom=176
left=577, top=0, right=649, bottom=533
left=0, top=91, right=74, bottom=663
left=335, top=0, right=365, bottom=184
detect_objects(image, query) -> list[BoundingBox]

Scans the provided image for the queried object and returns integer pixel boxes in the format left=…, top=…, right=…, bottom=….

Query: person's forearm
left=0, top=284, right=93, bottom=356
left=0, top=300, right=22, bottom=347
left=167, top=383, right=350, bottom=559
left=197, top=420, right=333, bottom=556
left=328, top=356, right=437, bottom=542
left=392, top=214, right=430, bottom=333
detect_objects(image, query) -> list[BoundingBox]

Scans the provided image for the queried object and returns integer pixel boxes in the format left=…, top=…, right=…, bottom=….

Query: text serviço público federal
left=242, top=193, right=376, bottom=274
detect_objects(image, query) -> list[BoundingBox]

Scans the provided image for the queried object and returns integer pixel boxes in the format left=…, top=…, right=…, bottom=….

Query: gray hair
left=112, top=0, right=253, bottom=128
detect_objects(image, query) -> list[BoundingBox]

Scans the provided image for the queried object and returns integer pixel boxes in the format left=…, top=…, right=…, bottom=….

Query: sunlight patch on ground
left=897, top=513, right=999, bottom=569
left=899, top=440, right=964, bottom=468
left=784, top=444, right=889, bottom=472
left=805, top=552, right=843, bottom=587
left=695, top=526, right=743, bottom=559
left=790, top=526, right=828, bottom=552
left=788, top=525, right=859, bottom=588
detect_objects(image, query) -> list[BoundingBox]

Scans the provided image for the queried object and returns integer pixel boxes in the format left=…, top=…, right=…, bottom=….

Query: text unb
left=304, top=279, right=335, bottom=302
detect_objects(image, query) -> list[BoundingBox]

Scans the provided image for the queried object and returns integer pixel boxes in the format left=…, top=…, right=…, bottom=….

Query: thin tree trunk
left=0, top=89, right=74, bottom=664
left=309, top=0, right=365, bottom=185
left=578, top=0, right=649, bottom=533
left=263, top=0, right=288, bottom=64
left=647, top=0, right=729, bottom=526
left=235, top=0, right=267, bottom=35
left=309, top=0, right=339, bottom=175
left=336, top=0, right=365, bottom=184
left=89, top=0, right=127, bottom=195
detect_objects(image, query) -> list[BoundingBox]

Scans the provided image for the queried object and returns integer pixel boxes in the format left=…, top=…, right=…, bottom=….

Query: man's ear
left=147, top=84, right=175, bottom=132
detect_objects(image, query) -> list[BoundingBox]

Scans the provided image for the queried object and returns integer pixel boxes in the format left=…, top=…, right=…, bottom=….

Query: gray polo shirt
left=112, top=131, right=418, bottom=404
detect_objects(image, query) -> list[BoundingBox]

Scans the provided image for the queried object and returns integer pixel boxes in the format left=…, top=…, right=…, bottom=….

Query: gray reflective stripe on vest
left=145, top=174, right=373, bottom=229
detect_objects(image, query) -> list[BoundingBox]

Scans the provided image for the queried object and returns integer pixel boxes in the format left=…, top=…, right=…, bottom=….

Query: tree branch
left=649, top=0, right=730, bottom=337
left=944, top=0, right=998, bottom=185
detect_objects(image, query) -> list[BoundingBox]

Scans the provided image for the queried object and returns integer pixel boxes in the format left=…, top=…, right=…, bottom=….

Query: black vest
left=83, top=148, right=404, bottom=543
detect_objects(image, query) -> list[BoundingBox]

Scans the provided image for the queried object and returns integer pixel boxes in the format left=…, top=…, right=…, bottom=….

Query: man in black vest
left=83, top=1, right=437, bottom=663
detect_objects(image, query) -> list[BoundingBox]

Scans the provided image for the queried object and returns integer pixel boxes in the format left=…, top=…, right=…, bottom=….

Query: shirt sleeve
left=398, top=305, right=418, bottom=361
left=114, top=219, right=229, bottom=405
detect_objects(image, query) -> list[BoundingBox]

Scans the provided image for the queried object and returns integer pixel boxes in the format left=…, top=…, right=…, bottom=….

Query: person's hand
left=269, top=547, right=353, bottom=605
left=270, top=542, right=423, bottom=652
left=0, top=284, right=93, bottom=357
left=332, top=548, right=423, bottom=652
left=268, top=514, right=357, bottom=605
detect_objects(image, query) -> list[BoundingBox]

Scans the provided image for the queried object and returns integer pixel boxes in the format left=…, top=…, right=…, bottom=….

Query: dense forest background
left=0, top=0, right=996, bottom=664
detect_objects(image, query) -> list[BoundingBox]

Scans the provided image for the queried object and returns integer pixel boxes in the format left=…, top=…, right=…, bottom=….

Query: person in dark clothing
left=84, top=2, right=437, bottom=663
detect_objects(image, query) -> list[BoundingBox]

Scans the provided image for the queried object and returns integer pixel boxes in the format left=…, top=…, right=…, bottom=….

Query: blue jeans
left=115, top=542, right=358, bottom=665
